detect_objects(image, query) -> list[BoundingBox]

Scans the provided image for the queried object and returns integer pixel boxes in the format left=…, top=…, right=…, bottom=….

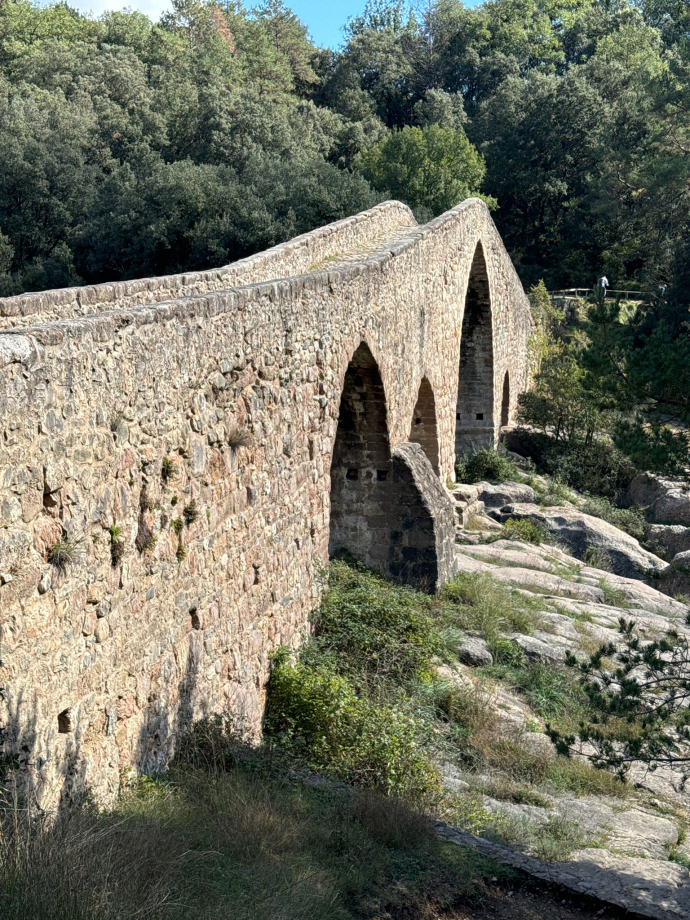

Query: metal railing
left=549, top=287, right=647, bottom=301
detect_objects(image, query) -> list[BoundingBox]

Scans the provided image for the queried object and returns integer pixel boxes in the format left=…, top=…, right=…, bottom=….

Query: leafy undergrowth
left=264, top=560, right=628, bottom=860
left=455, top=448, right=523, bottom=484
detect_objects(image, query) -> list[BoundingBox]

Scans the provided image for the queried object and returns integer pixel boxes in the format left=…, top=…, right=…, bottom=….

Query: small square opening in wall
left=58, top=709, right=74, bottom=734
left=475, top=412, right=484, bottom=420
left=456, top=413, right=461, bottom=421
left=190, top=607, right=201, bottom=630
left=346, top=468, right=359, bottom=480
left=376, top=469, right=389, bottom=481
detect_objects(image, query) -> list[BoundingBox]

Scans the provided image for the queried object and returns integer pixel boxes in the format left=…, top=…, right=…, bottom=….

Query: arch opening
left=329, top=342, right=393, bottom=574
left=328, top=344, right=446, bottom=589
left=455, top=242, right=495, bottom=454
left=409, top=377, right=440, bottom=475
left=501, top=371, right=510, bottom=428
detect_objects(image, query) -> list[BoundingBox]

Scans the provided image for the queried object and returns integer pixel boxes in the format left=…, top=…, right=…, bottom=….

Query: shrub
left=499, top=518, right=546, bottom=545
left=311, top=559, right=442, bottom=683
left=456, top=447, right=521, bottom=484
left=513, top=429, right=636, bottom=498
left=264, top=649, right=439, bottom=800
left=614, top=418, right=690, bottom=476
left=171, top=517, right=184, bottom=536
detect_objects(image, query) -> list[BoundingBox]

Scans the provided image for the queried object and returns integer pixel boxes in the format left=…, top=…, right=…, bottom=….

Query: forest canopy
left=0, top=0, right=688, bottom=298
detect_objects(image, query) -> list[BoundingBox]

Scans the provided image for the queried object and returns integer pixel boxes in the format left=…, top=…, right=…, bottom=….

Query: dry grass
left=0, top=787, right=200, bottom=920
left=227, top=425, right=252, bottom=450
left=0, top=758, right=503, bottom=920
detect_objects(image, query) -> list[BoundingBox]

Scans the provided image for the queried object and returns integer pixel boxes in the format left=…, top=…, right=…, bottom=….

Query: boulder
left=474, top=480, right=536, bottom=508
left=456, top=636, right=493, bottom=667
left=489, top=564, right=606, bottom=602
left=498, top=503, right=667, bottom=581
left=646, top=524, right=690, bottom=558
left=452, top=483, right=480, bottom=504
left=454, top=550, right=493, bottom=575
left=657, top=550, right=690, bottom=600
left=508, top=633, right=566, bottom=663
left=434, top=662, right=473, bottom=691
left=626, top=471, right=670, bottom=507
left=627, top=472, right=690, bottom=524
left=604, top=809, right=678, bottom=860
left=459, top=544, right=557, bottom=572
left=576, top=568, right=689, bottom=618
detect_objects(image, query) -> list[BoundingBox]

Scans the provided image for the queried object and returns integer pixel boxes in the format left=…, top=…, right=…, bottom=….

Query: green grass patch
left=309, top=558, right=444, bottom=683
left=598, top=578, right=633, bottom=608
left=532, top=476, right=576, bottom=507
left=453, top=791, right=599, bottom=862
left=265, top=649, right=441, bottom=800
left=480, top=660, right=586, bottom=732
left=487, top=812, right=595, bottom=862
left=441, top=573, right=543, bottom=646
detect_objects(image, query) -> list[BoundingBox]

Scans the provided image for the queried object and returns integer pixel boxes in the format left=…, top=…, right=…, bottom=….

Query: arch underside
left=329, top=344, right=454, bottom=590
left=410, top=377, right=440, bottom=475
left=455, top=242, right=496, bottom=454
left=501, top=370, right=510, bottom=428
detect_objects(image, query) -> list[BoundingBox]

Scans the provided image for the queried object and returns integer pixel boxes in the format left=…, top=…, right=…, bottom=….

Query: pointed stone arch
left=328, top=341, right=393, bottom=573
left=328, top=342, right=456, bottom=589
left=455, top=241, right=495, bottom=454
left=409, top=376, right=440, bottom=475
left=501, top=370, right=510, bottom=428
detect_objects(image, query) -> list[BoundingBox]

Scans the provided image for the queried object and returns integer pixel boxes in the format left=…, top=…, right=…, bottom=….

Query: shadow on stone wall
left=0, top=689, right=89, bottom=814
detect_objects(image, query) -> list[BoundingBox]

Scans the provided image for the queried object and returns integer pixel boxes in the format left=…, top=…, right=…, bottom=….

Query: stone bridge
left=0, top=199, right=531, bottom=807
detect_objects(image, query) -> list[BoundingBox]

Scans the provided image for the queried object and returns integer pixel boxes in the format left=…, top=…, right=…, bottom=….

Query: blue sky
left=69, top=1, right=377, bottom=48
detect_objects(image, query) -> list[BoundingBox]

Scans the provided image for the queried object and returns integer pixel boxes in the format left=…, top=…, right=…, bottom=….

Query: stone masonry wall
left=0, top=198, right=532, bottom=809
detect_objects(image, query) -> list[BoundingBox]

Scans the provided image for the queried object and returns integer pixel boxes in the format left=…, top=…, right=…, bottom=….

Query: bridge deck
left=0, top=203, right=416, bottom=332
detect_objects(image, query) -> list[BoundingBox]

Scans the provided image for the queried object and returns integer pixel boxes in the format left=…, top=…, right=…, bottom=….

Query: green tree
left=355, top=123, right=492, bottom=219
left=550, top=618, right=690, bottom=780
